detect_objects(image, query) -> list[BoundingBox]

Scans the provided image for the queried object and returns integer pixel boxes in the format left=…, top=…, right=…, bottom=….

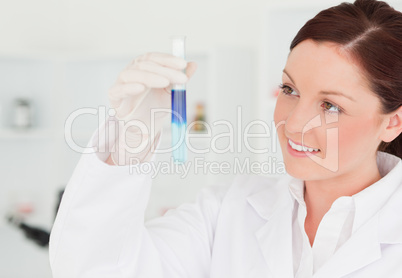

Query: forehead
left=284, top=39, right=370, bottom=93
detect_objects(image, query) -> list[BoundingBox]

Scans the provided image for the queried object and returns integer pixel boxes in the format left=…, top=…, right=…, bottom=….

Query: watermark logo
left=64, top=106, right=279, bottom=155
left=128, top=156, right=286, bottom=178
left=63, top=105, right=339, bottom=176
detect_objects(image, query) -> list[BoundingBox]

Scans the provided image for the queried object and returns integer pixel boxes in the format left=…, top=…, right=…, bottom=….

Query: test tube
left=171, top=35, right=187, bottom=164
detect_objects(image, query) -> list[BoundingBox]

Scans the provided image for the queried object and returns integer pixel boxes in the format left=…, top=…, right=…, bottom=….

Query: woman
left=49, top=0, right=402, bottom=277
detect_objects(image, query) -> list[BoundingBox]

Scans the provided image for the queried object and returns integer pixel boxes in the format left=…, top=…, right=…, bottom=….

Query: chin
left=283, top=156, right=342, bottom=181
left=281, top=152, right=324, bottom=180
left=284, top=162, right=313, bottom=180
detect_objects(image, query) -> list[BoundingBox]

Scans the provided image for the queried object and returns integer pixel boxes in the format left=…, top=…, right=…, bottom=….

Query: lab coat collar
left=377, top=152, right=402, bottom=245
left=247, top=174, right=295, bottom=278
left=246, top=152, right=402, bottom=277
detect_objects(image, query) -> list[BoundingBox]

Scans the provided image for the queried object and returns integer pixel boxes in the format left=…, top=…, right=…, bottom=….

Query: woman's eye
left=321, top=101, right=341, bottom=114
left=278, top=83, right=298, bottom=96
left=278, top=83, right=343, bottom=114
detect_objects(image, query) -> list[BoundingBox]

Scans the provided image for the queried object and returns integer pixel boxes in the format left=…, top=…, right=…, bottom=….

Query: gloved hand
left=107, top=52, right=197, bottom=165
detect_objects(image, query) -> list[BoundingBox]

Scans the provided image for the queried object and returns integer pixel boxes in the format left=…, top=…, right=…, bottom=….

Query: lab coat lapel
left=314, top=214, right=381, bottom=278
left=247, top=177, right=295, bottom=278
left=315, top=168, right=402, bottom=278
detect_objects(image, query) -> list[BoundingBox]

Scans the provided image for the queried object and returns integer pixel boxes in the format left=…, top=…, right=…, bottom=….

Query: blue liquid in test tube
left=171, top=36, right=187, bottom=164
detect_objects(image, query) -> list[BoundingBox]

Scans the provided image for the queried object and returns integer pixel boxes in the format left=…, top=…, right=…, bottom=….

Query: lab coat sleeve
left=49, top=115, right=229, bottom=278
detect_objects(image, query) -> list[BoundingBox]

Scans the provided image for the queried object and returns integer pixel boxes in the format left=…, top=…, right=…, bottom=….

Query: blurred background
left=1, top=0, right=401, bottom=276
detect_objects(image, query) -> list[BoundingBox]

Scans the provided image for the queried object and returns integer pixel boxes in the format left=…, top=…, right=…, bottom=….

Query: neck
left=304, top=158, right=382, bottom=219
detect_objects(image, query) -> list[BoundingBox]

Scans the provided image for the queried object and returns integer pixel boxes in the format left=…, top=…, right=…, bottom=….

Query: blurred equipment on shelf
left=7, top=215, right=50, bottom=247
left=191, top=102, right=207, bottom=132
left=5, top=188, right=65, bottom=248
left=13, top=98, right=32, bottom=129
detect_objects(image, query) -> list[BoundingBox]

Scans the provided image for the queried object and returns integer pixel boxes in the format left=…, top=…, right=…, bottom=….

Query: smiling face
left=274, top=39, right=386, bottom=181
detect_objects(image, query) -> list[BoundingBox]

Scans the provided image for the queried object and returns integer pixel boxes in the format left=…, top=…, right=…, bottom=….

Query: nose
left=285, top=100, right=322, bottom=135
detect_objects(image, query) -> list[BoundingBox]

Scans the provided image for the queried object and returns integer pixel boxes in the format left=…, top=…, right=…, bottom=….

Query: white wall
left=1, top=0, right=401, bottom=57
left=0, top=0, right=266, bottom=57
left=0, top=0, right=370, bottom=57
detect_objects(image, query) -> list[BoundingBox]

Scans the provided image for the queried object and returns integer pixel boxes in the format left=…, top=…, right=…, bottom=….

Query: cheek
left=337, top=117, right=380, bottom=157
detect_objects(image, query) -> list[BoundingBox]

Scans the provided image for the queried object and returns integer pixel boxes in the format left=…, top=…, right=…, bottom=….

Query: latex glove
left=108, top=52, right=197, bottom=165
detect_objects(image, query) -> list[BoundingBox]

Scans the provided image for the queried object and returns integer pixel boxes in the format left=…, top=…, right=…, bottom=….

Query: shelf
left=0, top=128, right=57, bottom=140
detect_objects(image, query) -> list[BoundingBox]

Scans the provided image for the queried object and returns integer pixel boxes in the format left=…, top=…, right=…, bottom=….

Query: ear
left=379, top=106, right=402, bottom=142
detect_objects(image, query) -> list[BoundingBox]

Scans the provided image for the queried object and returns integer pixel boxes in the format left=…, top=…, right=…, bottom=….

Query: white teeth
left=288, top=139, right=319, bottom=152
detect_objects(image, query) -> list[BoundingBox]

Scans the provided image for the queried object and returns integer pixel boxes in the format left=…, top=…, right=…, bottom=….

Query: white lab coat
left=49, top=125, right=402, bottom=278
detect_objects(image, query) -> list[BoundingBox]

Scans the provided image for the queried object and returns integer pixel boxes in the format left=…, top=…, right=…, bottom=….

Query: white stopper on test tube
left=171, top=35, right=186, bottom=59
left=171, top=36, right=186, bottom=91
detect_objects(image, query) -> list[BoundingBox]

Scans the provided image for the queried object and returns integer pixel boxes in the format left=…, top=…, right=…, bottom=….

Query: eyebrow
left=282, top=69, right=356, bottom=102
